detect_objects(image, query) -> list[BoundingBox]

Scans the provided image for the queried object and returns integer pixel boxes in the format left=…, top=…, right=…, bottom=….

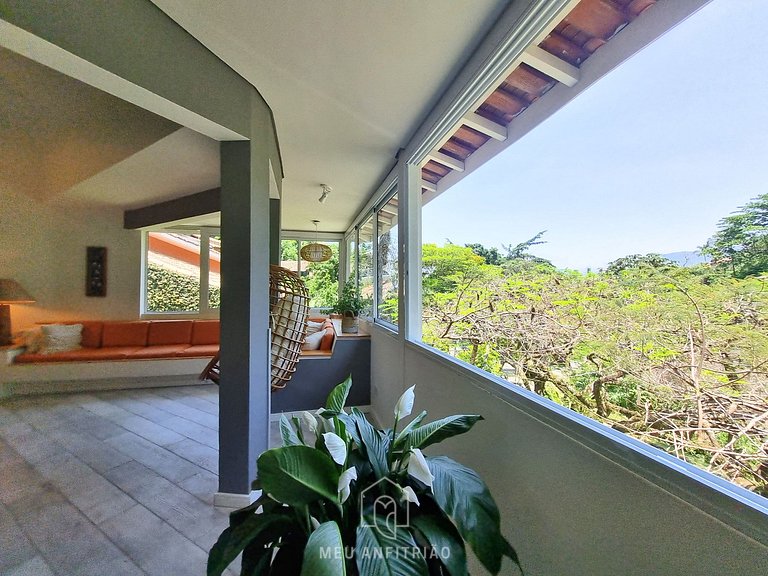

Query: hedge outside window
left=376, top=192, right=399, bottom=326
left=144, top=229, right=220, bottom=315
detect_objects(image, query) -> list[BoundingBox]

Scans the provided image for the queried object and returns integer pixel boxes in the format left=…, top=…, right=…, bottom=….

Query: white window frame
left=280, top=230, right=344, bottom=307
left=373, top=184, right=399, bottom=332
left=141, top=227, right=220, bottom=318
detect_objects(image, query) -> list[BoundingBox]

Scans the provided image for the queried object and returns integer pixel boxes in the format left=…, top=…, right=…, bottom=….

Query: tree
left=465, top=243, right=503, bottom=266
left=702, top=192, right=768, bottom=278
left=605, top=253, right=676, bottom=275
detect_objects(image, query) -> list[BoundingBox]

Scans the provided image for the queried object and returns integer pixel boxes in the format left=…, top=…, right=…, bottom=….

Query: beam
left=123, top=188, right=220, bottom=229
left=426, top=151, right=465, bottom=172
left=522, top=44, right=580, bottom=87
left=421, top=180, right=437, bottom=193
left=461, top=112, right=508, bottom=141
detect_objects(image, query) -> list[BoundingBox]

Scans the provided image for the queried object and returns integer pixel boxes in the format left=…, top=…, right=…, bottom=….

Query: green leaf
left=428, top=456, right=517, bottom=575
left=411, top=514, right=467, bottom=576
left=356, top=517, right=428, bottom=576
left=301, top=522, right=347, bottom=576
left=207, top=512, right=293, bottom=575
left=394, top=411, right=428, bottom=445
left=350, top=408, right=390, bottom=479
left=240, top=542, right=273, bottom=576
left=258, top=445, right=340, bottom=506
left=280, top=414, right=303, bottom=446
left=397, top=415, right=483, bottom=451
left=325, top=375, right=353, bottom=413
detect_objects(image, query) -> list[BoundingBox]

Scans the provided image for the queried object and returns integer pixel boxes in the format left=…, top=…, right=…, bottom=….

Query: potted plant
left=208, top=376, right=521, bottom=576
left=332, top=281, right=366, bottom=334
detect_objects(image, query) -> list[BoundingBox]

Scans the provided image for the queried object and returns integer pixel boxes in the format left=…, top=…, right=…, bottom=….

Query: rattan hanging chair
left=200, top=265, right=310, bottom=391
left=268, top=265, right=310, bottom=390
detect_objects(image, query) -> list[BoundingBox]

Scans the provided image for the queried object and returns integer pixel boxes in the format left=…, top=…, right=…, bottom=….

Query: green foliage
left=702, top=192, right=768, bottom=278
left=146, top=263, right=220, bottom=312
left=422, top=242, right=768, bottom=493
left=332, top=280, right=367, bottom=316
left=304, top=245, right=340, bottom=308
left=208, top=379, right=519, bottom=575
left=605, top=253, right=676, bottom=274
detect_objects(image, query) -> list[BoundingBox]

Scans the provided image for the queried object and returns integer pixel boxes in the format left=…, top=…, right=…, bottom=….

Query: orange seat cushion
left=63, top=321, right=103, bottom=348
left=319, top=327, right=335, bottom=352
left=102, top=322, right=150, bottom=347
left=191, top=320, right=220, bottom=345
left=147, top=320, right=194, bottom=346
left=127, top=345, right=189, bottom=359
left=176, top=344, right=219, bottom=358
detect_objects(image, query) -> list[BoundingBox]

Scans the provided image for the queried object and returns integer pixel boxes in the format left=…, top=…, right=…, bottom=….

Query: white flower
left=407, top=449, right=434, bottom=488
left=310, top=516, right=321, bottom=530
left=400, top=486, right=420, bottom=506
left=394, top=385, right=416, bottom=419
left=301, top=411, right=318, bottom=434
left=338, top=467, right=357, bottom=503
left=323, top=432, right=347, bottom=465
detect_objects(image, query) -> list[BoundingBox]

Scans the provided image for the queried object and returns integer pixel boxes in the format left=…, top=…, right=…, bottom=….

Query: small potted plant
left=332, top=281, right=366, bottom=334
left=207, top=376, right=521, bottom=576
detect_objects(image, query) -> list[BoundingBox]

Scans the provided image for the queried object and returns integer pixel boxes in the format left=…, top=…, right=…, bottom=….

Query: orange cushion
left=176, top=344, right=219, bottom=358
left=147, top=321, right=193, bottom=346
left=191, top=320, right=220, bottom=345
left=63, top=321, right=103, bottom=348
left=319, top=326, right=335, bottom=352
left=102, top=322, right=150, bottom=347
left=127, top=345, right=189, bottom=359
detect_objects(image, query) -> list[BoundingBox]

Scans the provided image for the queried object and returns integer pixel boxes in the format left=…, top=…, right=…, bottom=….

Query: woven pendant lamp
left=300, top=220, right=332, bottom=263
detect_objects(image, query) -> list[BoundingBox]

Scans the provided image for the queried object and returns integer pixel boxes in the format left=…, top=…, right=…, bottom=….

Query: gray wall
left=271, top=338, right=371, bottom=413
left=370, top=326, right=768, bottom=576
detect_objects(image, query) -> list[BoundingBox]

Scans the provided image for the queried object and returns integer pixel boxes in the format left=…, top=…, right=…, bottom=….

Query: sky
left=421, top=0, right=768, bottom=271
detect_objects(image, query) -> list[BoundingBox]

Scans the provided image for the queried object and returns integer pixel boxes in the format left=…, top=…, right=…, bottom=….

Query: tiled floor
left=0, top=384, right=277, bottom=576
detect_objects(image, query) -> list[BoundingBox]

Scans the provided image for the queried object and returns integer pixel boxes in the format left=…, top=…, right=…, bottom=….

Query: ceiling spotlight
left=318, top=184, right=332, bottom=204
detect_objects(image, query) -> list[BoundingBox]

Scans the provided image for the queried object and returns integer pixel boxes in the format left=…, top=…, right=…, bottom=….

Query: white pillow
left=41, top=324, right=83, bottom=354
left=306, top=320, right=324, bottom=335
left=302, top=329, right=325, bottom=351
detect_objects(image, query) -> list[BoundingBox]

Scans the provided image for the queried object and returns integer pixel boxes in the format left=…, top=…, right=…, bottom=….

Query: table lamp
left=0, top=279, right=35, bottom=346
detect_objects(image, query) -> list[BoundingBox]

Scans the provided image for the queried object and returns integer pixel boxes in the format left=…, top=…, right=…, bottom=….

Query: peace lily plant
left=208, top=376, right=520, bottom=575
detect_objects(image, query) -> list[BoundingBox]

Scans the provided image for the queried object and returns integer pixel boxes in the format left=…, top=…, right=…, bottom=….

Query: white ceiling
left=150, top=0, right=509, bottom=232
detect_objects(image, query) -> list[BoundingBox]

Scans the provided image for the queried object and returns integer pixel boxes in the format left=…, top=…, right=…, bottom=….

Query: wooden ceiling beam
left=462, top=111, right=507, bottom=141
left=426, top=151, right=465, bottom=172
left=521, top=45, right=580, bottom=87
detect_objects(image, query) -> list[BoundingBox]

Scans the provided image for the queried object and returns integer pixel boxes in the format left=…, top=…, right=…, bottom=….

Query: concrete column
left=217, top=139, right=271, bottom=500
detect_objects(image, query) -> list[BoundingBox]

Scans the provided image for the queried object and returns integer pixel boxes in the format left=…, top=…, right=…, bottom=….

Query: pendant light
left=300, top=220, right=332, bottom=263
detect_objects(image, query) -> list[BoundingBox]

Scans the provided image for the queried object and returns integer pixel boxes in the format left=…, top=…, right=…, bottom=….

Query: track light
left=318, top=184, right=332, bottom=203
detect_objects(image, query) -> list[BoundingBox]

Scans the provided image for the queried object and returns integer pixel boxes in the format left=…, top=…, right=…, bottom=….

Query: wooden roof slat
left=440, top=137, right=475, bottom=161
left=453, top=125, right=492, bottom=148
left=501, top=64, right=555, bottom=99
left=562, top=0, right=630, bottom=41
left=539, top=30, right=591, bottom=66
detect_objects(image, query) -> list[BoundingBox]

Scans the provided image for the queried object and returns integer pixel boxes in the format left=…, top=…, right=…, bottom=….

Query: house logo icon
left=359, top=477, right=410, bottom=538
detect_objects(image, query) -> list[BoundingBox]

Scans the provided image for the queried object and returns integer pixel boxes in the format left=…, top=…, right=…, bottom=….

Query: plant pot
left=341, top=312, right=359, bottom=334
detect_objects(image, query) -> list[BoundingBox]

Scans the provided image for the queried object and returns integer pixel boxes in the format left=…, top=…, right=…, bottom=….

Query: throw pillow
left=306, top=320, right=324, bottom=334
left=18, top=328, right=44, bottom=353
left=41, top=323, right=83, bottom=354
left=302, top=329, right=325, bottom=351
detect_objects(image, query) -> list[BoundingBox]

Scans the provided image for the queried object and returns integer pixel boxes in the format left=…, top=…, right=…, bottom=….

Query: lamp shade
left=0, top=279, right=35, bottom=304
left=300, top=243, right=332, bottom=263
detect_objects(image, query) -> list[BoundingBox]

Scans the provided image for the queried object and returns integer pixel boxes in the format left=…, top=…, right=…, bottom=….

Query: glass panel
left=208, top=234, right=221, bottom=309
left=376, top=193, right=399, bottom=325
left=146, top=232, right=200, bottom=312
left=358, top=215, right=374, bottom=316
left=300, top=240, right=340, bottom=308
left=346, top=234, right=357, bottom=285
left=281, top=239, right=300, bottom=274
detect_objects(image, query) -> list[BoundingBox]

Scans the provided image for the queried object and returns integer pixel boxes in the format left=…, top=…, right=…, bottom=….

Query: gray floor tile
left=4, top=555, right=56, bottom=576
left=105, top=431, right=205, bottom=483
left=178, top=470, right=220, bottom=505
left=157, top=415, right=218, bottom=448
left=100, top=504, right=210, bottom=576
left=0, top=504, right=38, bottom=572
left=166, top=437, right=218, bottom=473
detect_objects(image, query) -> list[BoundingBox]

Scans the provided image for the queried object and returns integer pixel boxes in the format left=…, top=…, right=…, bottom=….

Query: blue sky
left=422, top=0, right=768, bottom=270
